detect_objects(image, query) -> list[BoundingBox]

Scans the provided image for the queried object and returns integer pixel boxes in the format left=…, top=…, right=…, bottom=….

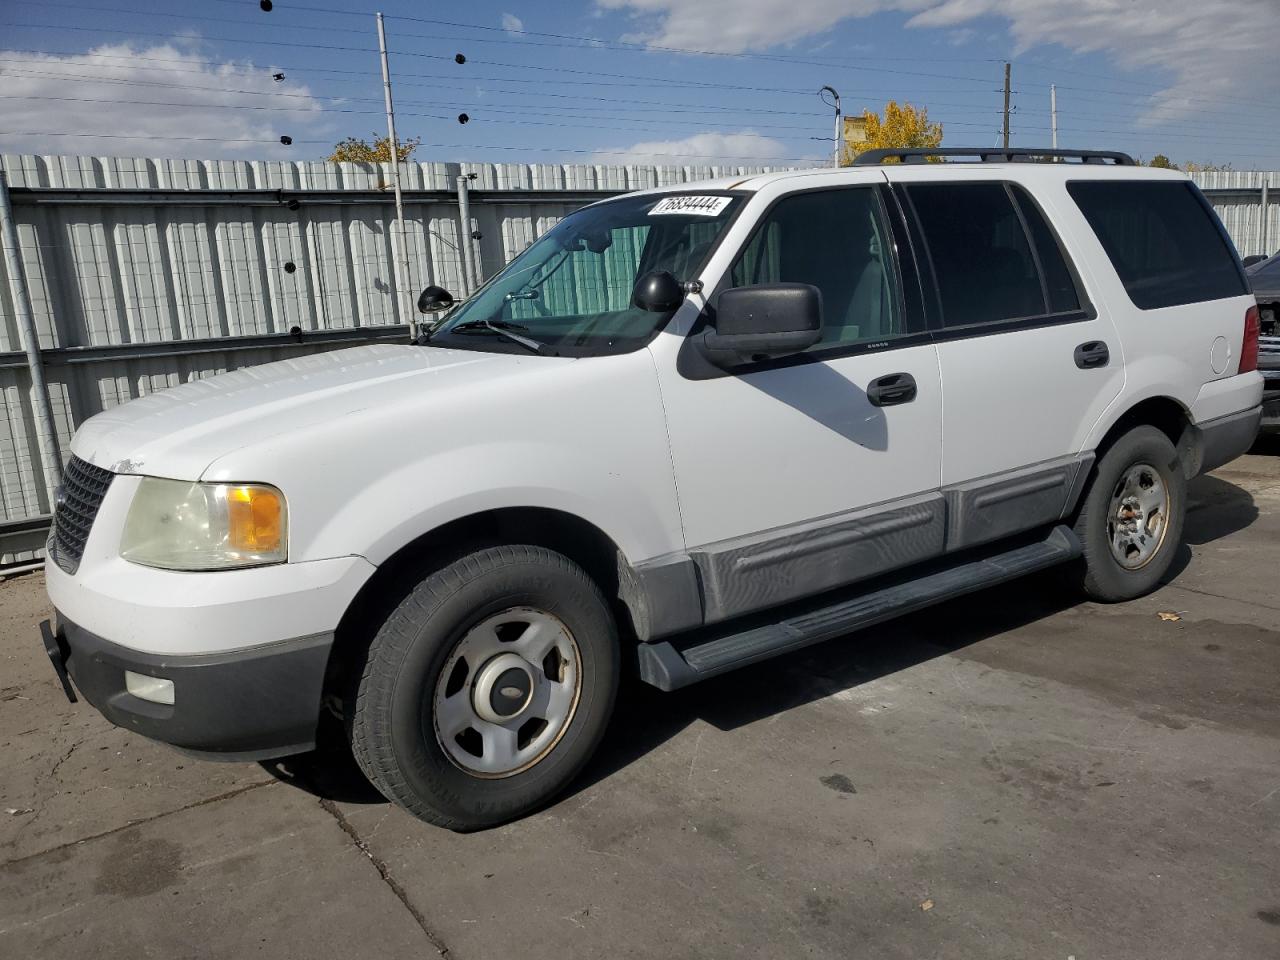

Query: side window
left=908, top=183, right=1047, bottom=328
left=728, top=188, right=906, bottom=349
left=1067, top=180, right=1247, bottom=309
left=1010, top=185, right=1082, bottom=314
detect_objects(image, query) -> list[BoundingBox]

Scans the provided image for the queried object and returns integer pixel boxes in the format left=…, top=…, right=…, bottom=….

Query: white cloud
left=501, top=13, right=525, bottom=34
left=0, top=43, right=336, bottom=160
left=596, top=130, right=807, bottom=165
left=596, top=0, right=1280, bottom=122
left=597, top=0, right=916, bottom=54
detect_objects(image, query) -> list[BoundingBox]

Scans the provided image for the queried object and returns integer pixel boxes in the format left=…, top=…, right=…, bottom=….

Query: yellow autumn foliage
left=842, top=101, right=944, bottom=165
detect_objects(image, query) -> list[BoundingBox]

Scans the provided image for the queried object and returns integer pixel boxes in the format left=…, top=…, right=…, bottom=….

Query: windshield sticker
left=649, top=195, right=732, bottom=217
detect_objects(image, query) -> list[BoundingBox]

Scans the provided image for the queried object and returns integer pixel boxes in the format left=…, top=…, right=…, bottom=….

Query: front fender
left=307, top=439, right=683, bottom=566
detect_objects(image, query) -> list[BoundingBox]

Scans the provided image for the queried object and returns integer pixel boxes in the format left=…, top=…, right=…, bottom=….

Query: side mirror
left=700, top=283, right=823, bottom=367
left=632, top=270, right=684, bottom=312
left=417, top=285, right=455, bottom=314
left=1243, top=254, right=1266, bottom=269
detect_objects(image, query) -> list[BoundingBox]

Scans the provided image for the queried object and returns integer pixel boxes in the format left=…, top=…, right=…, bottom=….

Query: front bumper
left=44, top=613, right=332, bottom=761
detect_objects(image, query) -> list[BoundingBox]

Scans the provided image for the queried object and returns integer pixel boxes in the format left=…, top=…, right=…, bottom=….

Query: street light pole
left=820, top=86, right=842, bottom=168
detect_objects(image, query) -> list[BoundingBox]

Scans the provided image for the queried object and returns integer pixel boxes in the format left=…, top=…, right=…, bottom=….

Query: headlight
left=120, top=478, right=287, bottom=570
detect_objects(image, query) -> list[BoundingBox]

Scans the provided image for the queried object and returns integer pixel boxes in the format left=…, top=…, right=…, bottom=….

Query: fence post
left=456, top=174, right=479, bottom=296
left=1261, top=179, right=1270, bottom=256
left=0, top=171, right=63, bottom=508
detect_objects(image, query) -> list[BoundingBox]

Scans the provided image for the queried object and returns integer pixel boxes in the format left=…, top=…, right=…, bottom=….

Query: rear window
left=1067, top=181, right=1246, bottom=310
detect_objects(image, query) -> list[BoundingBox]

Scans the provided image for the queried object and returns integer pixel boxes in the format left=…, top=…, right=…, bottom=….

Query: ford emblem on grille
left=53, top=485, right=66, bottom=510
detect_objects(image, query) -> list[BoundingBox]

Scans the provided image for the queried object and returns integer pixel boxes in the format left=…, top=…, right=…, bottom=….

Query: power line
left=0, top=19, right=1011, bottom=90
left=9, top=54, right=1277, bottom=135
left=0, top=130, right=332, bottom=144
left=0, top=129, right=822, bottom=164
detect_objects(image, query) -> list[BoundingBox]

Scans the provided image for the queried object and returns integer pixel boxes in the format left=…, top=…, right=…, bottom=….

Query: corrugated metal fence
left=0, top=153, right=791, bottom=565
left=1195, top=170, right=1277, bottom=260
left=0, top=155, right=1274, bottom=567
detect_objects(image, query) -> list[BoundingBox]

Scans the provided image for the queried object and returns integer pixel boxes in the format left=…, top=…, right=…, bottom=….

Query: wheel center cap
left=472, top=653, right=535, bottom=724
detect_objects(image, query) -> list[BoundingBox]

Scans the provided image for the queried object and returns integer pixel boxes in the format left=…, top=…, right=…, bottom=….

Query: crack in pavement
left=318, top=798, right=452, bottom=959
left=0, top=780, right=276, bottom=871
left=1162, top=582, right=1280, bottom=613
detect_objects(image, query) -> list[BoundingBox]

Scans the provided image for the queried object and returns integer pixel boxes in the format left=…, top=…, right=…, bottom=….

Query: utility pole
left=376, top=12, right=414, bottom=339
left=820, top=86, right=842, bottom=168
left=1002, top=62, right=1011, bottom=149
left=1050, top=83, right=1058, bottom=149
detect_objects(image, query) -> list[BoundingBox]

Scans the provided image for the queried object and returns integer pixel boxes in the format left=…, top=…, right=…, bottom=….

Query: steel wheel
left=430, top=607, right=582, bottom=778
left=1106, top=462, right=1170, bottom=570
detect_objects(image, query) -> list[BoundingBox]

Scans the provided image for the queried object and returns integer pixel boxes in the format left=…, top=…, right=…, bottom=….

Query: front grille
left=50, top=456, right=114, bottom=574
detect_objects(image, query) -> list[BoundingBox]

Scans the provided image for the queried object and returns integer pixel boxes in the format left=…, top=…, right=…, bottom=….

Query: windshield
left=427, top=192, right=744, bottom=357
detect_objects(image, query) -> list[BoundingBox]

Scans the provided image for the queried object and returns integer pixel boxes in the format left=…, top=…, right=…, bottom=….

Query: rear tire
left=1073, top=425, right=1186, bottom=602
left=350, top=545, right=619, bottom=830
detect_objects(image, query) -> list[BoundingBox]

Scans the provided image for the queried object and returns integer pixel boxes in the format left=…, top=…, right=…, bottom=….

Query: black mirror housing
left=417, top=285, right=456, bottom=314
left=700, top=283, right=823, bottom=367
left=632, top=270, right=685, bottom=312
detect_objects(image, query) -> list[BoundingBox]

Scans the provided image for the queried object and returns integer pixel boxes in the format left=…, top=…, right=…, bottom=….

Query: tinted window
left=1068, top=181, right=1247, bottom=310
left=909, top=183, right=1046, bottom=327
left=1011, top=185, right=1081, bottom=313
left=729, top=188, right=906, bottom=349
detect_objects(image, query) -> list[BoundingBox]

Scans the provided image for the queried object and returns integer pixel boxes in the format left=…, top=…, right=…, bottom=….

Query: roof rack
left=852, top=147, right=1137, bottom=166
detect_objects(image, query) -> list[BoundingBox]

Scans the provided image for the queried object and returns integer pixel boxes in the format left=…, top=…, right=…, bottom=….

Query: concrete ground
left=2, top=441, right=1278, bottom=960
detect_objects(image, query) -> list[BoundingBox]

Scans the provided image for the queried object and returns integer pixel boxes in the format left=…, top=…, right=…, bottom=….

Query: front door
left=653, top=184, right=945, bottom=623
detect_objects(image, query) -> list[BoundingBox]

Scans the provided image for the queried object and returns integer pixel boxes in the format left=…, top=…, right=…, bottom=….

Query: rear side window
left=1067, top=180, right=1247, bottom=309
left=1010, top=185, right=1081, bottom=314
left=908, top=183, right=1048, bottom=328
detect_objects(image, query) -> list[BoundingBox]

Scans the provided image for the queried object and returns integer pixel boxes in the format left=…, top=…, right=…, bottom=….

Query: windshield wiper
left=448, top=319, right=557, bottom=356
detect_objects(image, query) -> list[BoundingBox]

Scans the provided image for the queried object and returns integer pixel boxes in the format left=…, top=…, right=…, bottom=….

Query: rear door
left=891, top=174, right=1123, bottom=549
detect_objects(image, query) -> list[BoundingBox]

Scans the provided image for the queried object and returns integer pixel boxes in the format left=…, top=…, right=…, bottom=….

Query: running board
left=637, top=525, right=1081, bottom=691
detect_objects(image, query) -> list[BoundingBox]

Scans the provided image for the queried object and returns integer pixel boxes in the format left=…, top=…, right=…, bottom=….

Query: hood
left=71, top=343, right=572, bottom=480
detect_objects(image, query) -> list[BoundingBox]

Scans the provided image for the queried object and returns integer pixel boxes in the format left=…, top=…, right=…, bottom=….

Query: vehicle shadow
left=264, top=473, right=1259, bottom=812
left=1160, top=470, right=1261, bottom=580
left=566, top=567, right=1085, bottom=800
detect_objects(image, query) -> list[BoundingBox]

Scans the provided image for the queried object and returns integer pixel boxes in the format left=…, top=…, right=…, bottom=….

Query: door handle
left=867, top=372, right=917, bottom=407
left=1074, top=341, right=1110, bottom=369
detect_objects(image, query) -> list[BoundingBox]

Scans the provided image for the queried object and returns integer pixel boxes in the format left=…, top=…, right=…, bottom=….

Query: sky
left=1, top=0, right=1278, bottom=169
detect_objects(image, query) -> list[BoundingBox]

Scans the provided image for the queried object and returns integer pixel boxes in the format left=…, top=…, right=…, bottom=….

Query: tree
left=1148, top=154, right=1177, bottom=169
left=841, top=101, right=943, bottom=165
left=328, top=133, right=421, bottom=163
left=1182, top=161, right=1232, bottom=173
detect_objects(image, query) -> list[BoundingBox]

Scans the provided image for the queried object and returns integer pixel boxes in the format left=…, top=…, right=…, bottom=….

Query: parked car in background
left=41, top=148, right=1263, bottom=830
left=1246, top=253, right=1280, bottom=432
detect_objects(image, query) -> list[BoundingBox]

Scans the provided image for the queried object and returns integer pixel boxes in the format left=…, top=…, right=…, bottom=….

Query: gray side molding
left=690, top=492, right=946, bottom=625
left=629, top=553, right=704, bottom=641
left=943, top=454, right=1093, bottom=551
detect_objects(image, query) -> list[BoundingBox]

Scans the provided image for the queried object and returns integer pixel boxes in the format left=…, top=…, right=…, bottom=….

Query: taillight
left=1240, top=305, right=1260, bottom=374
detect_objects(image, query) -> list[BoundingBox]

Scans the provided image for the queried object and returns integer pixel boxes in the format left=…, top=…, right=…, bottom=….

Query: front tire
left=350, top=545, right=619, bottom=830
left=1073, top=425, right=1186, bottom=602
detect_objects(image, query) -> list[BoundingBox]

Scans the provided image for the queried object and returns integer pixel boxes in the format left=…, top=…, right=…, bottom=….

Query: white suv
left=41, top=148, right=1264, bottom=830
